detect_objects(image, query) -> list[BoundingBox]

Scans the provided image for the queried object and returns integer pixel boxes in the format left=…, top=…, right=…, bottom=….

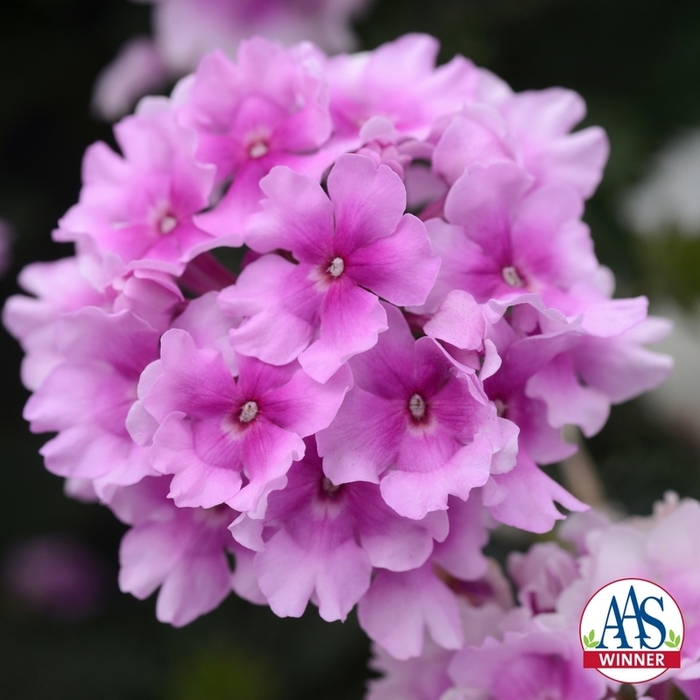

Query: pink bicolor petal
left=230, top=542, right=266, bottom=605
left=255, top=527, right=372, bottom=621
left=358, top=507, right=447, bottom=573
left=116, top=483, right=236, bottom=627
left=125, top=398, right=160, bottom=447
left=449, top=625, right=605, bottom=700
left=143, top=329, right=234, bottom=422
left=358, top=563, right=464, bottom=660
left=246, top=165, right=334, bottom=259
left=261, top=363, right=353, bottom=437
left=222, top=256, right=318, bottom=366
left=432, top=494, right=490, bottom=581
left=381, top=434, right=493, bottom=519
left=152, top=412, right=244, bottom=507
left=155, top=551, right=231, bottom=626
left=574, top=317, right=673, bottom=403
left=327, top=155, right=407, bottom=251
left=327, top=34, right=478, bottom=139
left=3, top=257, right=109, bottom=391
left=119, top=521, right=183, bottom=599
left=432, top=106, right=513, bottom=185
left=367, top=638, right=454, bottom=700
left=423, top=290, right=486, bottom=350
left=299, top=280, right=388, bottom=383
left=503, top=87, right=587, bottom=137
left=172, top=291, right=239, bottom=370
left=501, top=88, right=609, bottom=198
left=347, top=214, right=440, bottom=307
left=229, top=425, right=305, bottom=512
left=317, top=388, right=405, bottom=484
left=484, top=452, right=587, bottom=533
left=526, top=354, right=610, bottom=436
left=444, top=162, right=533, bottom=257
left=508, top=542, right=578, bottom=614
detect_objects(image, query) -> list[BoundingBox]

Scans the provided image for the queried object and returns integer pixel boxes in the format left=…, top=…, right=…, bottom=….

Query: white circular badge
left=580, top=578, right=684, bottom=684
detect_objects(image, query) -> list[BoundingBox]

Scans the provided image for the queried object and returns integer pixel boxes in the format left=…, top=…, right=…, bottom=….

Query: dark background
left=1, top=0, right=700, bottom=697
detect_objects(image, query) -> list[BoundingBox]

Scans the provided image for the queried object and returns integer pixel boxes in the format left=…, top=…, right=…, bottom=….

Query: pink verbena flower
left=134, top=328, right=352, bottom=512
left=433, top=84, right=609, bottom=199
left=23, top=307, right=166, bottom=498
left=421, top=161, right=600, bottom=314
left=107, top=475, right=253, bottom=626
left=220, top=153, right=440, bottom=382
left=56, top=101, right=216, bottom=287
left=325, top=34, right=478, bottom=141
left=317, top=304, right=517, bottom=519
left=179, top=38, right=333, bottom=238
left=448, top=619, right=605, bottom=700
left=3, top=257, right=109, bottom=391
left=230, top=438, right=448, bottom=622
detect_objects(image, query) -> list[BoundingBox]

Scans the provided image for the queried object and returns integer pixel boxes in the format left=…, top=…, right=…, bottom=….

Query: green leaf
left=589, top=629, right=595, bottom=641
left=666, top=641, right=677, bottom=648
left=669, top=630, right=677, bottom=642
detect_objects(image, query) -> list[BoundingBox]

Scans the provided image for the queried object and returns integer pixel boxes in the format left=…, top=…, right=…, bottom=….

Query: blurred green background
left=1, top=0, right=700, bottom=697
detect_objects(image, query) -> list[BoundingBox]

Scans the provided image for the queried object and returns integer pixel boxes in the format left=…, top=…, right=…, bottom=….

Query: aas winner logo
left=580, top=578, right=684, bottom=684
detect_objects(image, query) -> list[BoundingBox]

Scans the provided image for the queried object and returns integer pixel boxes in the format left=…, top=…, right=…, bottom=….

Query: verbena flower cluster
left=368, top=494, right=700, bottom=700
left=4, top=33, right=671, bottom=663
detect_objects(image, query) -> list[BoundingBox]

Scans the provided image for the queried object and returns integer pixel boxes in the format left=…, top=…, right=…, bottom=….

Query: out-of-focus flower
left=621, top=130, right=700, bottom=237
left=2, top=535, right=109, bottom=620
left=636, top=300, right=700, bottom=441
left=93, top=0, right=375, bottom=120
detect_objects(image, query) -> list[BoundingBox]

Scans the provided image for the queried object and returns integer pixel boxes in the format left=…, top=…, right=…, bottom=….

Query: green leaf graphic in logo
left=582, top=629, right=600, bottom=649
left=665, top=629, right=682, bottom=649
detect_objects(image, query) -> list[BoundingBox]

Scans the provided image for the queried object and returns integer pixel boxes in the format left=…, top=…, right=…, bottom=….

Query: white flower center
left=327, top=257, right=345, bottom=278
left=159, top=215, right=178, bottom=234
left=502, top=265, right=524, bottom=288
left=238, top=400, right=259, bottom=423
left=248, top=141, right=269, bottom=159
left=408, top=393, right=426, bottom=421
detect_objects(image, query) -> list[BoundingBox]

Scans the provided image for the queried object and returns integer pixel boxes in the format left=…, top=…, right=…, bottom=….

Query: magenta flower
left=448, top=623, right=605, bottom=700
left=3, top=257, right=109, bottom=391
left=56, top=103, right=216, bottom=287
left=221, top=153, right=440, bottom=382
left=136, top=328, right=352, bottom=513
left=317, top=305, right=518, bottom=519
left=508, top=542, right=579, bottom=615
left=433, top=85, right=609, bottom=198
left=326, top=34, right=478, bottom=140
left=230, top=439, right=447, bottom=622
left=23, top=307, right=164, bottom=497
left=181, top=39, right=333, bottom=237
left=357, top=561, right=464, bottom=660
left=108, top=476, right=243, bottom=626
left=422, top=161, right=600, bottom=314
